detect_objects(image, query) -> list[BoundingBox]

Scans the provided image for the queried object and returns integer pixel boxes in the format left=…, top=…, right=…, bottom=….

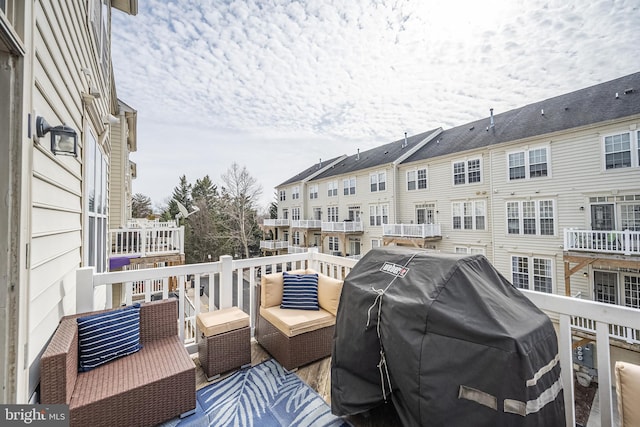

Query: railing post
left=220, top=255, right=233, bottom=309
left=558, top=314, right=576, bottom=427
left=308, top=247, right=320, bottom=272
left=179, top=225, right=185, bottom=254
left=139, top=230, right=146, bottom=257
left=595, top=322, right=614, bottom=427
left=76, top=267, right=96, bottom=313
left=624, top=229, right=631, bottom=255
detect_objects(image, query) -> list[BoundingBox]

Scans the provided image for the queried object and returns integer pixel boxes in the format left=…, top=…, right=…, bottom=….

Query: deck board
left=193, top=340, right=402, bottom=426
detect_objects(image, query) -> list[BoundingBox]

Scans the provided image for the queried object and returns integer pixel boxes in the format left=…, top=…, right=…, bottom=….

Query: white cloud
left=112, top=0, right=640, bottom=209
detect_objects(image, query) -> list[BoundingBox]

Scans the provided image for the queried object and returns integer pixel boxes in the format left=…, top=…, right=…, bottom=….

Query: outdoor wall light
left=36, top=116, right=78, bottom=157
left=583, top=272, right=589, bottom=277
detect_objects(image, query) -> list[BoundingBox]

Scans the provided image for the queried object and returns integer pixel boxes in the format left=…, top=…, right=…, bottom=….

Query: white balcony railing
left=321, top=221, right=364, bottom=233
left=290, top=220, right=322, bottom=228
left=110, top=225, right=184, bottom=258
left=126, top=219, right=178, bottom=228
left=263, top=218, right=290, bottom=227
left=260, top=240, right=289, bottom=250
left=382, top=223, right=442, bottom=238
left=564, top=228, right=640, bottom=255
left=76, top=251, right=640, bottom=427
left=288, top=245, right=309, bottom=254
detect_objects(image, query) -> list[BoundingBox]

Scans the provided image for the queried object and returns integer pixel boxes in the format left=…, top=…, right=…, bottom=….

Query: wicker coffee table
left=197, top=307, right=251, bottom=380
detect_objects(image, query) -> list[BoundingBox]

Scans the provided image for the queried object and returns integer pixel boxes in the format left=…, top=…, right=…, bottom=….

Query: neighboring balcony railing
left=263, top=219, right=290, bottom=227
left=110, top=225, right=184, bottom=257
left=288, top=245, right=308, bottom=253
left=382, top=223, right=442, bottom=238
left=259, top=240, right=288, bottom=250
left=564, top=228, right=640, bottom=255
left=75, top=250, right=640, bottom=427
left=321, top=221, right=364, bottom=233
left=126, top=219, right=178, bottom=228
left=290, top=220, right=321, bottom=228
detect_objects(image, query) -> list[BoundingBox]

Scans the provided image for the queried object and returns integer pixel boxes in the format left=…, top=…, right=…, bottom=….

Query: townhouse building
left=268, top=72, right=640, bottom=312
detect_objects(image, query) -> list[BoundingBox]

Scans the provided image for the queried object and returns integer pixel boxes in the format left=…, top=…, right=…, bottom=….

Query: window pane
left=507, top=202, right=520, bottom=234
left=604, top=133, right=631, bottom=169
left=468, top=159, right=481, bottom=183
left=453, top=162, right=465, bottom=184
left=624, top=275, right=640, bottom=309
left=417, top=169, right=427, bottom=189
left=533, top=258, right=552, bottom=293
left=523, top=201, right=536, bottom=235
left=509, top=152, right=525, bottom=180
left=463, top=202, right=472, bottom=229
left=529, top=148, right=548, bottom=177
left=621, top=204, right=640, bottom=231
left=539, top=200, right=555, bottom=235
left=594, top=271, right=617, bottom=304
left=512, top=256, right=528, bottom=289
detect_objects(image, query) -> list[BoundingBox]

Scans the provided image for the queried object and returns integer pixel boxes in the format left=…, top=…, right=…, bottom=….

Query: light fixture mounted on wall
left=583, top=272, right=588, bottom=277
left=36, top=116, right=78, bottom=157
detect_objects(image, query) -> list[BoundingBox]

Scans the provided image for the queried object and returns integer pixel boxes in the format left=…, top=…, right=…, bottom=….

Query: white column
left=76, top=267, right=96, bottom=313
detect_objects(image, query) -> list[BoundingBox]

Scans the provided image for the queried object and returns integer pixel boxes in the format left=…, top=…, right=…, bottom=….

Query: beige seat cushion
left=260, top=306, right=335, bottom=338
left=616, top=361, right=640, bottom=427
left=260, top=269, right=307, bottom=308
left=197, top=307, right=249, bottom=337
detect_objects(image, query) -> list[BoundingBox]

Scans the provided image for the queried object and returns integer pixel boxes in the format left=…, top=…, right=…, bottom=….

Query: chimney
left=356, top=149, right=360, bottom=160
left=490, top=108, right=495, bottom=128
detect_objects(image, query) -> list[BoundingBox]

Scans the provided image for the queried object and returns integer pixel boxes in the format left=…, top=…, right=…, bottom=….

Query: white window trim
left=407, top=167, right=428, bottom=191
left=506, top=145, right=551, bottom=181
left=309, top=184, right=318, bottom=199
left=370, top=170, right=387, bottom=192
left=369, top=203, right=389, bottom=226
left=292, top=185, right=300, bottom=200
left=601, top=130, right=639, bottom=172
left=454, top=246, right=485, bottom=255
left=510, top=255, right=554, bottom=294
left=451, top=157, right=483, bottom=185
left=506, top=199, right=556, bottom=236
left=327, top=180, right=338, bottom=197
left=451, top=200, right=486, bottom=231
left=343, top=177, right=356, bottom=196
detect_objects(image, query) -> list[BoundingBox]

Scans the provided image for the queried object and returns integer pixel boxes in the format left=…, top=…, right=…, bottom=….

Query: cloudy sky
left=111, top=0, right=640, bottom=210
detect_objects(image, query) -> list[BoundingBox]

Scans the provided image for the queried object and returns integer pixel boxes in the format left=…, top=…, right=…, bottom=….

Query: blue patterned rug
left=170, top=359, right=350, bottom=427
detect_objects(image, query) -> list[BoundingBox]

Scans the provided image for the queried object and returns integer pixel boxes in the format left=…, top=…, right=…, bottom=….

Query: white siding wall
left=27, top=0, right=113, bottom=399
left=109, top=116, right=124, bottom=229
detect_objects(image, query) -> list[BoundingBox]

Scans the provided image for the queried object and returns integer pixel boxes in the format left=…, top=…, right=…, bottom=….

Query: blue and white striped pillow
left=281, top=272, right=319, bottom=310
left=77, top=303, right=142, bottom=372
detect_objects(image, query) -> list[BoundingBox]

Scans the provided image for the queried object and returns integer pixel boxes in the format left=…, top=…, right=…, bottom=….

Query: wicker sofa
left=256, top=269, right=343, bottom=371
left=616, top=361, right=640, bottom=427
left=40, top=299, right=196, bottom=427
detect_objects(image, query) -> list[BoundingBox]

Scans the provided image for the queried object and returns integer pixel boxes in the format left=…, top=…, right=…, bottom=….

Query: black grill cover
left=331, top=247, right=564, bottom=426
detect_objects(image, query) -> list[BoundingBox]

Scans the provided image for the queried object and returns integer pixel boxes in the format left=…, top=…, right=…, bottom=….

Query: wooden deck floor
left=193, top=340, right=402, bottom=427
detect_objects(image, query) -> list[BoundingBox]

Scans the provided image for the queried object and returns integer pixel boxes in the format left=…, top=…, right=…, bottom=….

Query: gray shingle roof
left=278, top=155, right=345, bottom=186
left=309, top=129, right=439, bottom=181
left=403, top=72, right=640, bottom=164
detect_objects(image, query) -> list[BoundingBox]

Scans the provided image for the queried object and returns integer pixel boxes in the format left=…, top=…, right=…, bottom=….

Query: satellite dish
left=175, top=200, right=200, bottom=220
left=176, top=201, right=189, bottom=219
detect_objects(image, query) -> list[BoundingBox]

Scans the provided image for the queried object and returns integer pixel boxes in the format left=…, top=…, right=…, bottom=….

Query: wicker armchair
left=40, top=299, right=196, bottom=427
left=255, top=269, right=343, bottom=371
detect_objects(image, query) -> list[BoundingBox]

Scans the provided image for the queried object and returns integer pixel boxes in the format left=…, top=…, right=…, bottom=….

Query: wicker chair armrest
left=40, top=318, right=78, bottom=404
left=140, top=298, right=179, bottom=344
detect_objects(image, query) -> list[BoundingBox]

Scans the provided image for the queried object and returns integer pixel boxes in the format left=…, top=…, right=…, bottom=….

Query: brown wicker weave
left=255, top=285, right=335, bottom=371
left=198, top=326, right=251, bottom=380
left=40, top=299, right=196, bottom=427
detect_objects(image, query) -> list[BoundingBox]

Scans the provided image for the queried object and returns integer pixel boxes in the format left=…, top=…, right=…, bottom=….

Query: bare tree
left=220, top=163, right=263, bottom=258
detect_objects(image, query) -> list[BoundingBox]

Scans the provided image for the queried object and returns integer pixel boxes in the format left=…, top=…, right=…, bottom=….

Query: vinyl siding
left=26, top=0, right=112, bottom=397
left=109, top=120, right=123, bottom=228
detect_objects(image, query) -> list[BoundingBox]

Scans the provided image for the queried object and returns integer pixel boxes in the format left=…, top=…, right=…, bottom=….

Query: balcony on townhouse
left=110, top=220, right=184, bottom=260
left=73, top=250, right=640, bottom=427
left=263, top=218, right=291, bottom=227
left=287, top=245, right=309, bottom=254
left=564, top=228, right=640, bottom=256
left=259, top=240, right=289, bottom=250
left=321, top=220, right=364, bottom=233
left=290, top=219, right=322, bottom=229
left=383, top=223, right=442, bottom=239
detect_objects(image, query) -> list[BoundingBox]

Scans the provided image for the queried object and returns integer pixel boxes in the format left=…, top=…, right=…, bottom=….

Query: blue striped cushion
left=281, top=272, right=319, bottom=310
left=77, top=303, right=142, bottom=372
